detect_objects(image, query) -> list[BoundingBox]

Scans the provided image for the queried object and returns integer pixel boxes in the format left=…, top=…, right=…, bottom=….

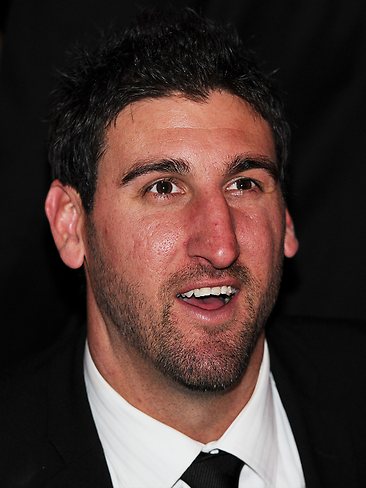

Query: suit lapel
left=267, top=315, right=359, bottom=488
left=45, top=322, right=113, bottom=488
left=268, top=336, right=323, bottom=488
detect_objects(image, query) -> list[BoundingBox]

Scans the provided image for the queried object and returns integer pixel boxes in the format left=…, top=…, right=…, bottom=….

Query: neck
left=88, top=318, right=265, bottom=443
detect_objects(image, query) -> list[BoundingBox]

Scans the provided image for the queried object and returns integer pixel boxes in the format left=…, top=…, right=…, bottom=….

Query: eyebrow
left=120, top=158, right=190, bottom=186
left=120, top=154, right=279, bottom=186
left=226, top=155, right=279, bottom=181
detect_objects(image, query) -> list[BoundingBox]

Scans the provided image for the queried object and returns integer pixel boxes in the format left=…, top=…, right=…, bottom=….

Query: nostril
left=187, top=231, right=240, bottom=269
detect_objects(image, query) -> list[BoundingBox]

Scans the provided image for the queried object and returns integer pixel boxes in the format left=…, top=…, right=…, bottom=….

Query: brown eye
left=148, top=179, right=180, bottom=194
left=156, top=180, right=173, bottom=193
left=227, top=178, right=256, bottom=191
left=235, top=178, right=254, bottom=190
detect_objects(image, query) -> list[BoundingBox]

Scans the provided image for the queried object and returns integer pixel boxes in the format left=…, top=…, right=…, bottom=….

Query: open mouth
left=176, top=285, right=238, bottom=310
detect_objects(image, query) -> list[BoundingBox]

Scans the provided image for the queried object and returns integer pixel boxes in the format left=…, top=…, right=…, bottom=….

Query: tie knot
left=181, top=450, right=244, bottom=488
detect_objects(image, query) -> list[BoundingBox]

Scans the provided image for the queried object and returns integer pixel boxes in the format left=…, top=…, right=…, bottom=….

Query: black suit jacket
left=1, top=315, right=365, bottom=487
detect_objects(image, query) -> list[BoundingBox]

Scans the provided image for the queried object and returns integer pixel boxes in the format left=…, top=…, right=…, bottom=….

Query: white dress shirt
left=84, top=341, right=305, bottom=488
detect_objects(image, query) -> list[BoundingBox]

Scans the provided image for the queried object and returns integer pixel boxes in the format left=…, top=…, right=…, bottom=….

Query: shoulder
left=1, top=317, right=85, bottom=402
left=0, top=319, right=87, bottom=485
left=266, top=314, right=366, bottom=400
left=266, top=314, right=366, bottom=485
left=266, top=314, right=366, bottom=369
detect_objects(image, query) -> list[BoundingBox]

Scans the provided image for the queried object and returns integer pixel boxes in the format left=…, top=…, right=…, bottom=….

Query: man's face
left=83, top=91, right=297, bottom=392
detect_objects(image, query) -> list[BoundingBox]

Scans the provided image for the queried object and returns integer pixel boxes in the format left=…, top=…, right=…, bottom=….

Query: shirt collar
left=211, top=341, right=277, bottom=485
left=84, top=341, right=276, bottom=488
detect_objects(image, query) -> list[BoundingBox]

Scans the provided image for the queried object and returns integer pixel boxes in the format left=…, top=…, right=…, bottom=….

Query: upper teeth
left=179, top=286, right=237, bottom=298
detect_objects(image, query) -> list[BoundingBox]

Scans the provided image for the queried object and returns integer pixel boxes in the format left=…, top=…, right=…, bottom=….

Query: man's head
left=48, top=8, right=290, bottom=213
left=45, top=9, right=298, bottom=394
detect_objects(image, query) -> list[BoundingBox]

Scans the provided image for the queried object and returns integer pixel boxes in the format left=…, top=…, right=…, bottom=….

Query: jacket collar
left=267, top=315, right=357, bottom=488
left=45, top=320, right=113, bottom=487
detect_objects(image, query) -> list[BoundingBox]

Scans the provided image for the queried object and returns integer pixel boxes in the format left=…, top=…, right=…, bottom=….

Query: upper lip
left=177, top=280, right=241, bottom=297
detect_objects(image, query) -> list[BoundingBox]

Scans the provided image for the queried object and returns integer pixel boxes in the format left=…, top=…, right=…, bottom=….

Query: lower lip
left=175, top=293, right=239, bottom=324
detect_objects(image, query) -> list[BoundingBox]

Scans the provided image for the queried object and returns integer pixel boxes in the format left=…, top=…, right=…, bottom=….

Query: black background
left=1, top=0, right=365, bottom=368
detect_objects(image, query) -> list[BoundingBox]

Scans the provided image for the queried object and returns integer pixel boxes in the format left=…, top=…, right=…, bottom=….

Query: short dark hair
left=48, top=8, right=290, bottom=212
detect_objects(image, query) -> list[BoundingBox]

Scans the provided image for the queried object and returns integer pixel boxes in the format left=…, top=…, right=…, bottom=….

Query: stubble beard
left=86, top=222, right=283, bottom=393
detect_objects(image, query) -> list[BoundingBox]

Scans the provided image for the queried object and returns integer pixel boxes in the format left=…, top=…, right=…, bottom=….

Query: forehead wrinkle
left=120, top=157, right=190, bottom=186
left=225, top=154, right=279, bottom=181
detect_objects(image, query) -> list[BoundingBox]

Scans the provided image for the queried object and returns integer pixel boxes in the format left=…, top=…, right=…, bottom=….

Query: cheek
left=235, top=209, right=285, bottom=273
left=93, top=199, right=186, bottom=279
left=127, top=216, right=184, bottom=272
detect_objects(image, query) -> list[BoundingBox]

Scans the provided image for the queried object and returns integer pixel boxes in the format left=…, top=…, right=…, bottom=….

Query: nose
left=186, top=192, right=240, bottom=269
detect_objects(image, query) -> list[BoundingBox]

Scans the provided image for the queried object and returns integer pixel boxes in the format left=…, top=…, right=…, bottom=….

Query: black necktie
left=180, top=450, right=244, bottom=488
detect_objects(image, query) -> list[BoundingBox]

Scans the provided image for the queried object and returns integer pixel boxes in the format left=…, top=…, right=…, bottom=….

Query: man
left=1, top=8, right=365, bottom=488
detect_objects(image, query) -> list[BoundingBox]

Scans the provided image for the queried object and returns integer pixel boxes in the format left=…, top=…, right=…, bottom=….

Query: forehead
left=102, top=91, right=276, bottom=175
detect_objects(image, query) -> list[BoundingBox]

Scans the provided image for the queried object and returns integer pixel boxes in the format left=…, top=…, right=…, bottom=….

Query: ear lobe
left=284, top=209, right=299, bottom=258
left=45, top=180, right=85, bottom=269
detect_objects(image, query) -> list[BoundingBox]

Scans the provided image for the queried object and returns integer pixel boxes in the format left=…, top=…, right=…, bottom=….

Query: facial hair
left=85, top=220, right=283, bottom=393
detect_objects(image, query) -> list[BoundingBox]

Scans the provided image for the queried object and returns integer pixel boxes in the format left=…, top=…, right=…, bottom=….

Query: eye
left=147, top=179, right=181, bottom=195
left=226, top=178, right=259, bottom=192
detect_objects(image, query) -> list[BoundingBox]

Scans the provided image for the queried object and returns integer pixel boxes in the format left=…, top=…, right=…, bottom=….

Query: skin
left=46, top=90, right=298, bottom=442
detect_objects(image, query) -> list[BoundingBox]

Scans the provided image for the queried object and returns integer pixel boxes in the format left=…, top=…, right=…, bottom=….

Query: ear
left=45, top=180, right=86, bottom=269
left=284, top=209, right=299, bottom=258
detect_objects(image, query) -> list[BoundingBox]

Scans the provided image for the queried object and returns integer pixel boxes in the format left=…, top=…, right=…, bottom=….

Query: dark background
left=1, top=0, right=365, bottom=368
